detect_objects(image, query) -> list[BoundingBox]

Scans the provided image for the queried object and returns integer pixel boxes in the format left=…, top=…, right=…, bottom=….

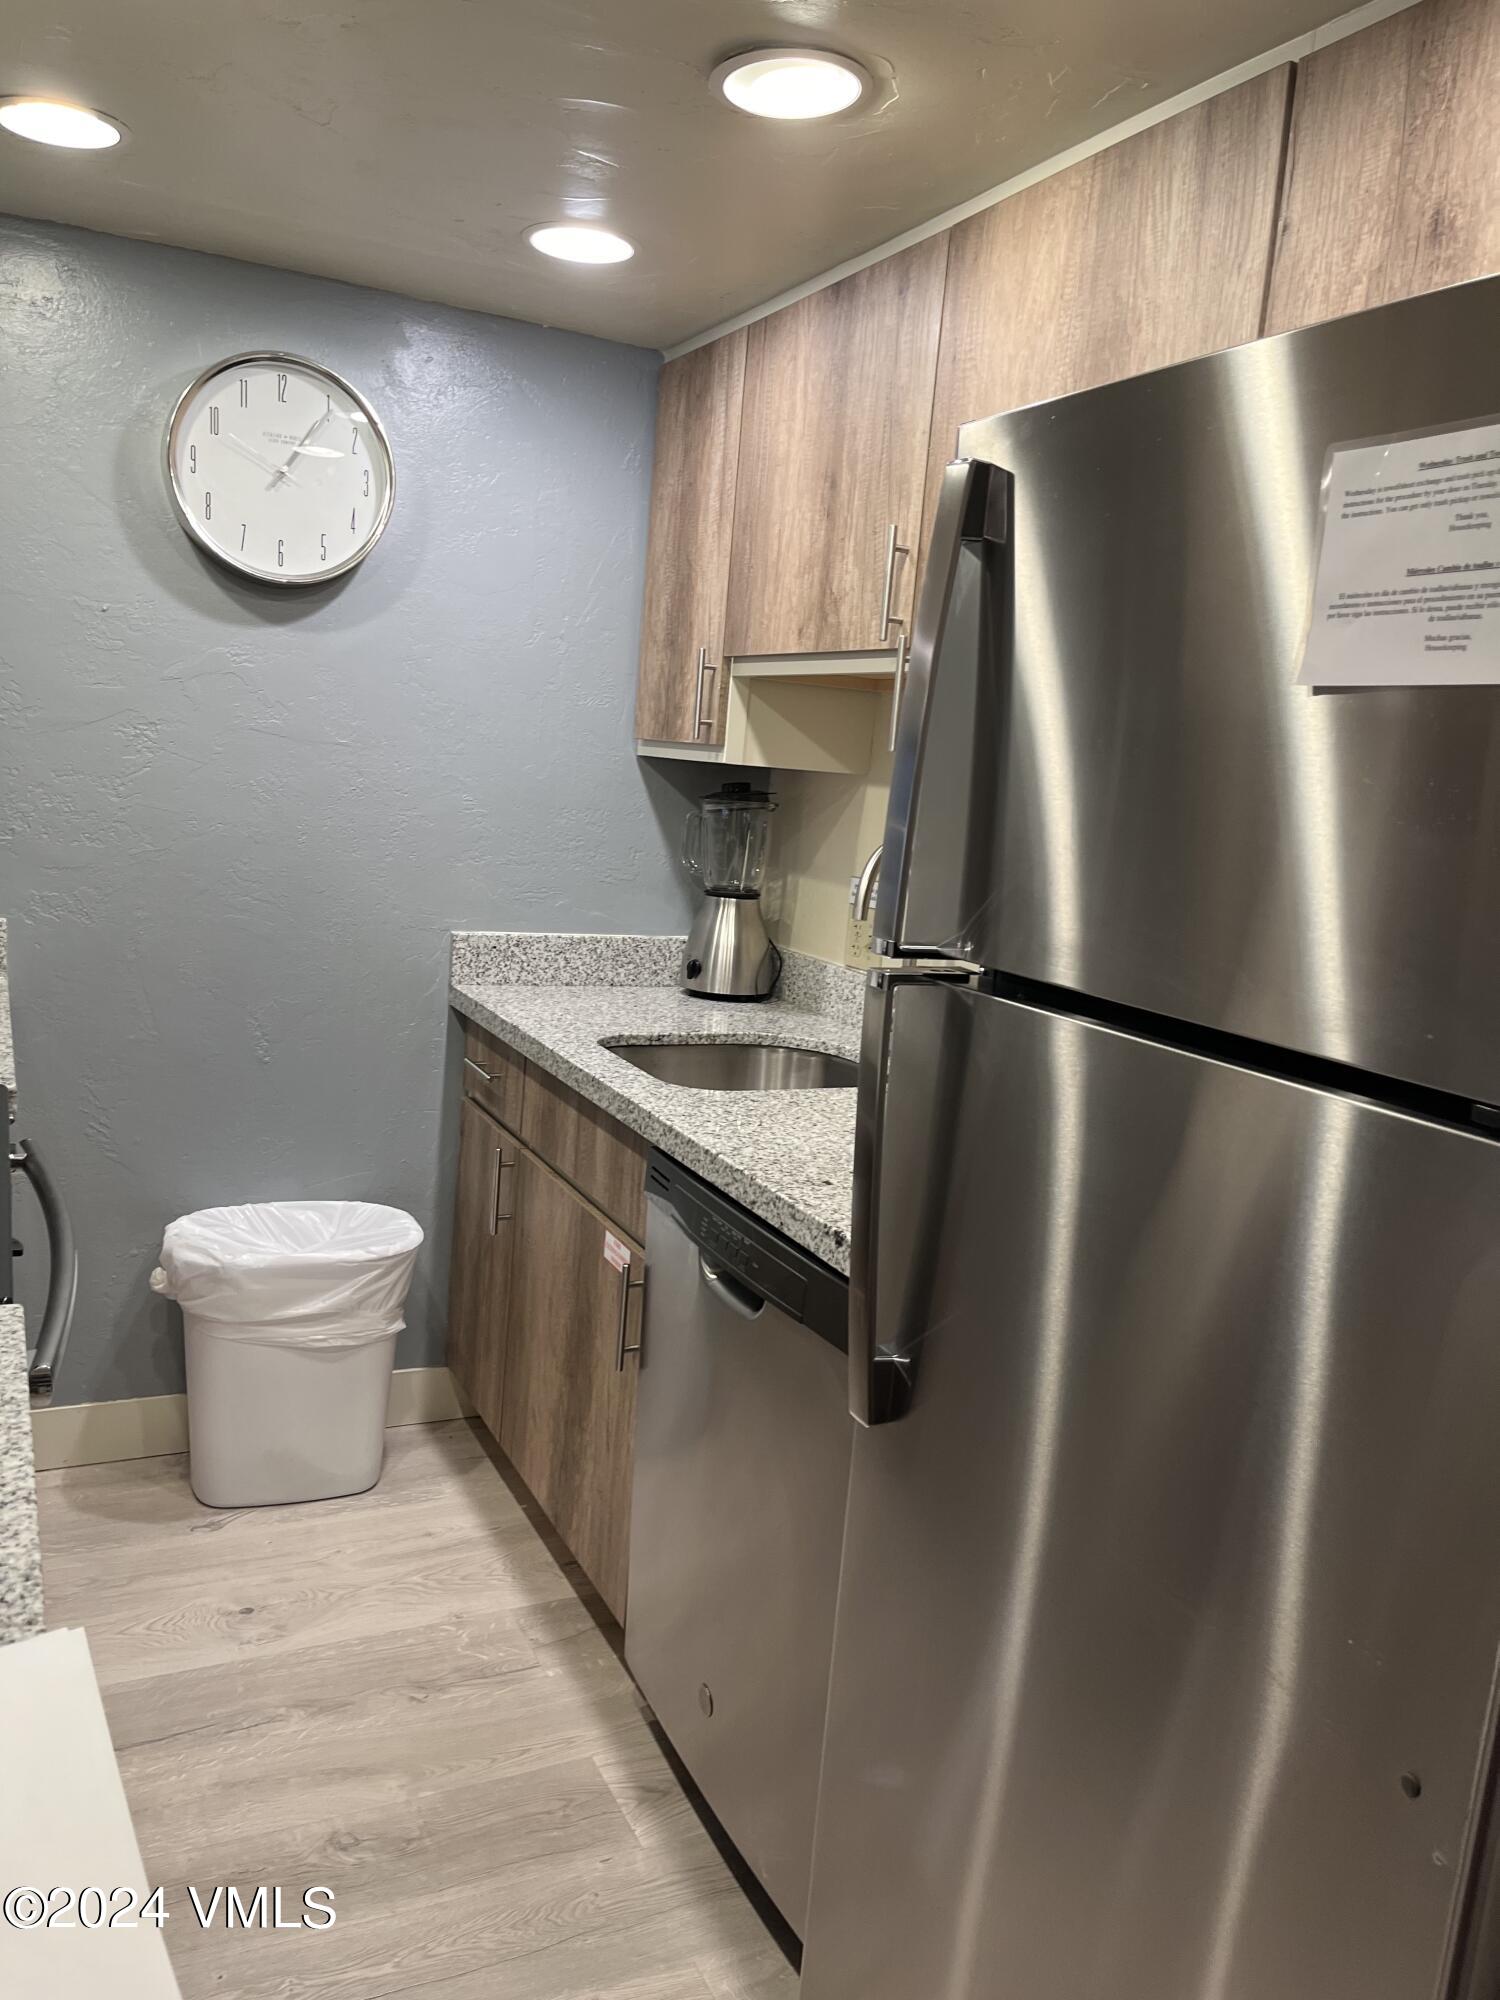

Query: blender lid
left=699, top=781, right=777, bottom=810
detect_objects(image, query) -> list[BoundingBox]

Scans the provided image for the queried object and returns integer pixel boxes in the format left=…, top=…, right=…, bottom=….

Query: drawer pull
left=464, top=1055, right=496, bottom=1085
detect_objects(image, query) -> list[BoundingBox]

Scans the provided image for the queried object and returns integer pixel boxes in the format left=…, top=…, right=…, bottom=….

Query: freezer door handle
left=850, top=970, right=925, bottom=1427
left=875, top=455, right=1009, bottom=957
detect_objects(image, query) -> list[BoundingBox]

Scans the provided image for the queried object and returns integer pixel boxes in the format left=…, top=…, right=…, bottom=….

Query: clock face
left=166, top=353, right=395, bottom=585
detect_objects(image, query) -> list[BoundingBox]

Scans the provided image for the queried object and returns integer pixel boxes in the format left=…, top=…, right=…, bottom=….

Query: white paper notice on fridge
left=1296, top=418, right=1500, bottom=687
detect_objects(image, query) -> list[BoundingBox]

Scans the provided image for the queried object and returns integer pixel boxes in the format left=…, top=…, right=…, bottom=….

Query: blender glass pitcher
left=682, top=784, right=778, bottom=895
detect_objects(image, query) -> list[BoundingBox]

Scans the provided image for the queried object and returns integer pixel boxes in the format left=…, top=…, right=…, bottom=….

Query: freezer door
left=880, top=276, right=1500, bottom=1104
left=804, top=976, right=1500, bottom=2000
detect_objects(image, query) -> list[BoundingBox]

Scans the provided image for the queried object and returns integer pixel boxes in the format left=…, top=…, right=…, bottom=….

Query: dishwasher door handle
left=698, top=1254, right=765, bottom=1321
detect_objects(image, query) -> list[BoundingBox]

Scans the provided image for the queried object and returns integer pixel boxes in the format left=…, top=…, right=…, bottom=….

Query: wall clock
left=165, top=352, right=395, bottom=585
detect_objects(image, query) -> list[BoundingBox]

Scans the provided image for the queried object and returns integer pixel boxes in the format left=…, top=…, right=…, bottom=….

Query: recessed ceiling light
left=712, top=48, right=871, bottom=121
left=0, top=96, right=124, bottom=149
left=526, top=224, right=635, bottom=265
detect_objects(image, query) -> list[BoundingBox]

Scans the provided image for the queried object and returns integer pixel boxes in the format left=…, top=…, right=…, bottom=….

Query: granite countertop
left=0, top=1304, right=42, bottom=1646
left=450, top=932, right=862, bottom=1272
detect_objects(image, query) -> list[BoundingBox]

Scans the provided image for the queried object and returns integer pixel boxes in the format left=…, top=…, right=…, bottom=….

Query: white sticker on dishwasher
left=603, top=1231, right=630, bottom=1272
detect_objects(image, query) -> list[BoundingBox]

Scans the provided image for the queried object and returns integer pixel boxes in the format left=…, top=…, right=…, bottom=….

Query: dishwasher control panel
left=645, top=1152, right=848, bottom=1352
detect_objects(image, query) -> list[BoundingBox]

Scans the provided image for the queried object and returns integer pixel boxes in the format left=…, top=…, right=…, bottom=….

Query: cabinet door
left=499, top=1152, right=642, bottom=1623
left=635, top=329, right=746, bottom=748
left=725, top=236, right=948, bottom=657
left=446, top=1097, right=518, bottom=1440
left=921, top=68, right=1292, bottom=572
left=1265, top=0, right=1500, bottom=335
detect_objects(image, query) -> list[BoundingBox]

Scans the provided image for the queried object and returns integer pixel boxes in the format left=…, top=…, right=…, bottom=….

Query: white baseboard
left=29, top=1366, right=474, bottom=1473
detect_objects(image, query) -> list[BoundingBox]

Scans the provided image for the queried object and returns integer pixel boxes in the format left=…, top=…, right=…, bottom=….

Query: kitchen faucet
left=854, top=845, right=882, bottom=922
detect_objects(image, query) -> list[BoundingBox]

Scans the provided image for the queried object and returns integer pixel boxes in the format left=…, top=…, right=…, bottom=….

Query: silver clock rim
left=164, top=350, right=397, bottom=588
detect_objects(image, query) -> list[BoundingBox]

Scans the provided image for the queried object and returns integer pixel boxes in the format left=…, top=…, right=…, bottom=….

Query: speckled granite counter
left=0, top=1304, right=42, bottom=1645
left=450, top=932, right=862, bottom=1273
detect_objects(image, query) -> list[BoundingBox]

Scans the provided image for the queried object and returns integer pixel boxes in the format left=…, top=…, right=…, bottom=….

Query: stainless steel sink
left=608, top=1041, right=858, bottom=1091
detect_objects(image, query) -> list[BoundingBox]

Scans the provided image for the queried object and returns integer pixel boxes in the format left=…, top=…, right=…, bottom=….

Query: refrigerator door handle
left=875, top=455, right=1008, bottom=957
left=850, top=968, right=933, bottom=1428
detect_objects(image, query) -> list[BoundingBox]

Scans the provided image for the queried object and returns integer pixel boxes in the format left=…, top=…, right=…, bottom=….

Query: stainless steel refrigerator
left=801, top=276, right=1500, bottom=2000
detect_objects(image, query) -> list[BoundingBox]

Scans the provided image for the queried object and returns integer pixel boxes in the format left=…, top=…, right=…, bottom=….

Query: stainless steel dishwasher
left=627, top=1150, right=851, bottom=1938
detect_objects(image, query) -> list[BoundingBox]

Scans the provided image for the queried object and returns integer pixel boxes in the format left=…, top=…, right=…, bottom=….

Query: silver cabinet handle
left=489, top=1148, right=514, bottom=1234
left=691, top=645, right=709, bottom=738
left=615, top=1259, right=645, bottom=1370
left=463, top=1055, right=495, bottom=1085
left=879, top=521, right=911, bottom=641
left=887, top=629, right=909, bottom=753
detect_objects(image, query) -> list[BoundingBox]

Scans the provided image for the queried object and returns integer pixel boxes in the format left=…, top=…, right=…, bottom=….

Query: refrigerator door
left=880, top=276, right=1500, bottom=1105
left=805, top=974, right=1500, bottom=2000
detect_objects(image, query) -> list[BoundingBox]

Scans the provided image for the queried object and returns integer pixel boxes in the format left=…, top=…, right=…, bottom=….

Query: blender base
left=682, top=895, right=781, bottom=1000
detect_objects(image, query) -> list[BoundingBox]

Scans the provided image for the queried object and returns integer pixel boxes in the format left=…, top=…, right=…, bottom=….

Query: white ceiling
left=0, top=0, right=1352, bottom=350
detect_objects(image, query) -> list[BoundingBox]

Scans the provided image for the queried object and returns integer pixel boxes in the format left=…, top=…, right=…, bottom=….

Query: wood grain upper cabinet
left=725, top=237, right=948, bottom=658
left=1265, top=0, right=1500, bottom=335
left=635, top=329, right=747, bottom=748
left=499, top=1152, right=642, bottom=1624
left=921, top=67, right=1293, bottom=567
left=446, top=1096, right=519, bottom=1441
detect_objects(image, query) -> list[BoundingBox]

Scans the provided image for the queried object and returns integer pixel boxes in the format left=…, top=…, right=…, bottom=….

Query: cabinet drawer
left=520, top=1062, right=648, bottom=1240
left=462, top=1022, right=525, bottom=1130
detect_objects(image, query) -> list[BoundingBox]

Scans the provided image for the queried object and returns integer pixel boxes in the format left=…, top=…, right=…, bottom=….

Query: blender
left=680, top=783, right=782, bottom=999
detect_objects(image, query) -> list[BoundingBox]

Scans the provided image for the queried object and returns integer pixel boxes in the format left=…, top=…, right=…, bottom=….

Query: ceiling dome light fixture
left=712, top=48, right=872, bottom=120
left=0, top=96, right=124, bottom=149
left=526, top=224, right=635, bottom=265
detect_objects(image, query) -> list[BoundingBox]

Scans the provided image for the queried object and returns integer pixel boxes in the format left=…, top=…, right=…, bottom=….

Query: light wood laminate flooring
left=36, top=1420, right=797, bottom=2000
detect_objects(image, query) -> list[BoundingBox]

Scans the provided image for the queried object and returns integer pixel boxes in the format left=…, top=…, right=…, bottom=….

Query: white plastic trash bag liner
left=151, top=1200, right=423, bottom=1347
left=153, top=1201, right=424, bottom=1509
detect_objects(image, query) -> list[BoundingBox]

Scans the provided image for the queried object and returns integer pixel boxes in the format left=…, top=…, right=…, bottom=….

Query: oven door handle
left=12, top=1137, right=79, bottom=1405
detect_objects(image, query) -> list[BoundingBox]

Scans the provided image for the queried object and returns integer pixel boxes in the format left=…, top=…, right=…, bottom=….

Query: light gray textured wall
left=1, top=214, right=699, bottom=1404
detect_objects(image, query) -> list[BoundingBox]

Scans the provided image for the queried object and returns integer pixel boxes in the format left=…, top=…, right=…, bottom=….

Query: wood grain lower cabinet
left=520, top=1061, right=648, bottom=1242
left=499, top=1151, right=642, bottom=1624
left=446, top=1096, right=519, bottom=1441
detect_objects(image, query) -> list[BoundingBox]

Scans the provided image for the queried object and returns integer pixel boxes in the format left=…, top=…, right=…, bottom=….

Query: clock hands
left=223, top=430, right=302, bottom=489
left=269, top=408, right=334, bottom=489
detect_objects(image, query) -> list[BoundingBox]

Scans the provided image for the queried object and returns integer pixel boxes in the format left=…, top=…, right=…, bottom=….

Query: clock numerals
left=172, top=358, right=390, bottom=581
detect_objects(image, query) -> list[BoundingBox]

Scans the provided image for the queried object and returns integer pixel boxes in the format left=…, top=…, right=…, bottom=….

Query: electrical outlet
left=845, top=888, right=881, bottom=970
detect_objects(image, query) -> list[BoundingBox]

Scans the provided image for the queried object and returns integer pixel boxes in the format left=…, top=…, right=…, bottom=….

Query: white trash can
left=151, top=1201, right=424, bottom=1509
